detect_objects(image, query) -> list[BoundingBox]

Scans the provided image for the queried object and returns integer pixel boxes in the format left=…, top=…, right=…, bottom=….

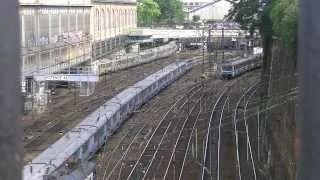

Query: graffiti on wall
left=60, top=31, right=88, bottom=44
left=26, top=31, right=89, bottom=48
left=27, top=34, right=50, bottom=47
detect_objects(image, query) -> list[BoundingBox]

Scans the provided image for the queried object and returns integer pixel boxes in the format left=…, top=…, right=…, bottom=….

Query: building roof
left=20, top=0, right=92, bottom=6
left=92, top=0, right=136, bottom=4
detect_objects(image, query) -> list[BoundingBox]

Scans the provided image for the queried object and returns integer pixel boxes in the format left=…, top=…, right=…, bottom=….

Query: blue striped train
left=24, top=60, right=192, bottom=180
left=95, top=41, right=178, bottom=75
left=220, top=54, right=263, bottom=79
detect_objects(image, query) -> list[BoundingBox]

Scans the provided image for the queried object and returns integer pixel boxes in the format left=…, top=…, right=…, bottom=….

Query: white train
left=24, top=60, right=192, bottom=180
left=220, top=54, right=262, bottom=79
left=94, top=41, right=178, bottom=75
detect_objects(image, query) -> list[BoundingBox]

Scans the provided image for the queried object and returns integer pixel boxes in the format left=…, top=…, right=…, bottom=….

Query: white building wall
left=189, top=0, right=232, bottom=21
left=91, top=2, right=137, bottom=59
left=20, top=0, right=91, bottom=6
left=20, top=0, right=137, bottom=79
left=20, top=6, right=91, bottom=78
left=91, top=3, right=137, bottom=41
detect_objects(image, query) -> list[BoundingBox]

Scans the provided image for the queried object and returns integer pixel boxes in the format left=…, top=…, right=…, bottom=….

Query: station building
left=19, top=0, right=137, bottom=112
left=91, top=0, right=137, bottom=59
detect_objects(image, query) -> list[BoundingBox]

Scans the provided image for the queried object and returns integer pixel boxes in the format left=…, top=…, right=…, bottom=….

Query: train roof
left=24, top=124, right=97, bottom=180
left=98, top=42, right=176, bottom=64
left=222, top=55, right=260, bottom=66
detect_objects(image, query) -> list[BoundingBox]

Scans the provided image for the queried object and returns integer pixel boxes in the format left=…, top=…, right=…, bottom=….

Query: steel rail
left=233, top=81, right=259, bottom=180
left=217, top=96, right=230, bottom=180
left=104, top=125, right=146, bottom=179
left=201, top=83, right=231, bottom=180
left=243, top=86, right=258, bottom=180
left=125, top=84, right=203, bottom=180
left=161, top=97, right=203, bottom=180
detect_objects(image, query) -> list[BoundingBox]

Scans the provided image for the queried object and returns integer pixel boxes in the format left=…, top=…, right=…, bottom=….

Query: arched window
left=117, top=10, right=120, bottom=28
left=106, top=9, right=110, bottom=30
left=116, top=9, right=119, bottom=29
left=131, top=10, right=135, bottom=26
left=112, top=9, right=116, bottom=28
left=118, top=10, right=122, bottom=27
left=96, top=9, right=100, bottom=32
left=125, top=9, right=128, bottom=27
left=101, top=9, right=105, bottom=33
left=121, top=10, right=124, bottom=27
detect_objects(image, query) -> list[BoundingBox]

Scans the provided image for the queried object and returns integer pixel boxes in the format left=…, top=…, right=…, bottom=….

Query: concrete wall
left=20, top=6, right=91, bottom=78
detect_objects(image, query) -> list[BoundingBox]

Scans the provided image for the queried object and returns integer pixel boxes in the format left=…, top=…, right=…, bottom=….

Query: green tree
left=137, top=0, right=161, bottom=26
left=154, top=0, right=185, bottom=24
left=227, top=0, right=260, bottom=36
left=227, top=0, right=297, bottom=51
left=192, top=15, right=201, bottom=23
left=270, top=0, right=297, bottom=51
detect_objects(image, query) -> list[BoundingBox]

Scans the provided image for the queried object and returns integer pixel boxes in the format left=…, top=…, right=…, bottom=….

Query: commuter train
left=24, top=60, right=192, bottom=180
left=95, top=41, right=178, bottom=75
left=220, top=54, right=262, bottom=79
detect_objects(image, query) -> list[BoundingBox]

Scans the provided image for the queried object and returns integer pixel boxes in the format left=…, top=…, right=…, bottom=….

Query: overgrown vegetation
left=270, top=0, right=298, bottom=52
left=192, top=15, right=201, bottom=23
left=228, top=1, right=298, bottom=179
left=137, top=0, right=185, bottom=26
left=137, top=0, right=161, bottom=26
left=227, top=0, right=298, bottom=53
left=227, top=0, right=260, bottom=36
left=155, top=0, right=185, bottom=24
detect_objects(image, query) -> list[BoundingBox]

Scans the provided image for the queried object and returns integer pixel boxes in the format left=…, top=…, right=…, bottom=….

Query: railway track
left=232, top=82, right=260, bottom=180
left=199, top=70, right=261, bottom=180
left=92, top=52, right=245, bottom=179
left=93, top=56, right=220, bottom=179
left=201, top=83, right=232, bottom=180
left=105, top=84, right=203, bottom=180
left=23, top=52, right=202, bottom=163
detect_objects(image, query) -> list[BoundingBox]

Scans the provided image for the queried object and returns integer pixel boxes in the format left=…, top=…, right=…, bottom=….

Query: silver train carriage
left=24, top=60, right=192, bottom=180
left=220, top=54, right=262, bottom=79
left=96, top=41, right=178, bottom=75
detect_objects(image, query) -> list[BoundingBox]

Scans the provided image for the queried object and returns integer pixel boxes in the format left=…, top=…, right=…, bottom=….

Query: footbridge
left=129, top=28, right=246, bottom=39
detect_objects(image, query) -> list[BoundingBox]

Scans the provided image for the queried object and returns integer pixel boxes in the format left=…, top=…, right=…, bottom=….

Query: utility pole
left=222, top=25, right=225, bottom=62
left=0, top=0, right=22, bottom=179
left=208, top=27, right=212, bottom=70
left=202, top=26, right=205, bottom=74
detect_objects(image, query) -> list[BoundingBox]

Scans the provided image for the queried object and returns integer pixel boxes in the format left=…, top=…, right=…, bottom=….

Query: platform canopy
left=33, top=74, right=99, bottom=82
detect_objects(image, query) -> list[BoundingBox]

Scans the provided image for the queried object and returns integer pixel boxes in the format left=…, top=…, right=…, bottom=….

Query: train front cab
left=221, top=65, right=234, bottom=79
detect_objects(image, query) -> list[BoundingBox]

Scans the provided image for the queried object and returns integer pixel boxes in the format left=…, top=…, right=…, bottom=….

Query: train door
left=87, top=136, right=95, bottom=157
left=105, top=115, right=112, bottom=136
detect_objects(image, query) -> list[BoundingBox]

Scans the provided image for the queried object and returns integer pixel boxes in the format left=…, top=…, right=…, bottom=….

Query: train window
left=112, top=113, right=117, bottom=123
left=223, top=66, right=232, bottom=71
left=121, top=105, right=126, bottom=117
left=129, top=98, right=135, bottom=107
left=83, top=140, right=88, bottom=154
left=94, top=131, right=99, bottom=143
left=74, top=149, right=81, bottom=161
left=98, top=127, right=104, bottom=137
